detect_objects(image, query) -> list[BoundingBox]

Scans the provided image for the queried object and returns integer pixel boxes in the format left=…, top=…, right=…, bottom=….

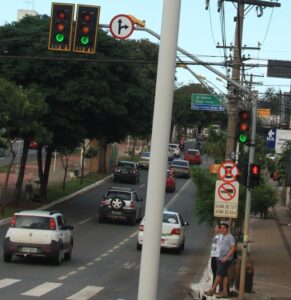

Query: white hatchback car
left=3, top=210, right=74, bottom=265
left=168, top=143, right=180, bottom=158
left=137, top=210, right=188, bottom=254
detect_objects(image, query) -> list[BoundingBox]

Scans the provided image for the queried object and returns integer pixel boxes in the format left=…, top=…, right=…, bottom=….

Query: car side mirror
left=184, top=221, right=189, bottom=226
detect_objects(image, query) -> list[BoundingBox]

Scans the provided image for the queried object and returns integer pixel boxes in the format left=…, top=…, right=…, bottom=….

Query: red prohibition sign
left=218, top=182, right=236, bottom=201
left=218, top=161, right=238, bottom=182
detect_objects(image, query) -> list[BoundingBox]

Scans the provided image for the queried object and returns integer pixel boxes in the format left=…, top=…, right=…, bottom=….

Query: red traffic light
left=55, top=22, right=65, bottom=32
left=239, top=110, right=249, bottom=121
left=251, top=164, right=260, bottom=176
left=239, top=122, right=248, bottom=132
left=81, top=24, right=90, bottom=35
left=56, top=10, right=66, bottom=20
left=82, top=13, right=91, bottom=22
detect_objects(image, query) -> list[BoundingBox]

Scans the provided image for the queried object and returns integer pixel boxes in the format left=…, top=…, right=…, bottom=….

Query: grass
left=0, top=172, right=111, bottom=221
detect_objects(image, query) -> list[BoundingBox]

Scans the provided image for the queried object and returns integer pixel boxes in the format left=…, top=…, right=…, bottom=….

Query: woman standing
left=210, top=224, right=221, bottom=283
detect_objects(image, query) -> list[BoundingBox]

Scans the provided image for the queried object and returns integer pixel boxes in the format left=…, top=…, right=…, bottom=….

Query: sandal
left=216, top=293, right=228, bottom=299
left=204, top=290, right=214, bottom=296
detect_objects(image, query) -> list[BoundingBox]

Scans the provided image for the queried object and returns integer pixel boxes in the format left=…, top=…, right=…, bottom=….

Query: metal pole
left=137, top=1, right=181, bottom=299
left=238, top=100, right=257, bottom=299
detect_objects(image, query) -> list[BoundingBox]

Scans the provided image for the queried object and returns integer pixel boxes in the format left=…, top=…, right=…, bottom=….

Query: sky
left=1, top=0, right=291, bottom=97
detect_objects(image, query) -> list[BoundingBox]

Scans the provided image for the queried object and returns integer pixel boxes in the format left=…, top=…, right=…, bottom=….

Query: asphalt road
left=0, top=168, right=212, bottom=300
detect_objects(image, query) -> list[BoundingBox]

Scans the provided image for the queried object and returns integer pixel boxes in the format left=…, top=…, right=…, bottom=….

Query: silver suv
left=3, top=210, right=74, bottom=265
left=99, top=187, right=144, bottom=225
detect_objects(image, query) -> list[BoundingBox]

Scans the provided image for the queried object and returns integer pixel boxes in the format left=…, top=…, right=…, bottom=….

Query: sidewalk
left=189, top=201, right=291, bottom=299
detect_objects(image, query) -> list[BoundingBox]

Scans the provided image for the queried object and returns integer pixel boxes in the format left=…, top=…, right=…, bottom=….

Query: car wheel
left=64, top=243, right=73, bottom=261
left=3, top=252, right=12, bottom=263
left=130, top=214, right=136, bottom=226
left=53, top=248, right=62, bottom=266
left=136, top=243, right=142, bottom=250
left=175, top=245, right=182, bottom=255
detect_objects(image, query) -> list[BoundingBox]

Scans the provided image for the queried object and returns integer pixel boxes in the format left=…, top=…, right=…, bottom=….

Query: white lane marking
left=77, top=266, right=87, bottom=271
left=113, top=245, right=120, bottom=250
left=138, top=183, right=145, bottom=189
left=21, top=282, right=62, bottom=296
left=123, top=262, right=136, bottom=269
left=165, top=179, right=192, bottom=209
left=86, top=262, right=94, bottom=266
left=0, top=278, right=21, bottom=289
left=58, top=275, right=68, bottom=281
left=101, top=253, right=108, bottom=257
left=129, top=232, right=137, bottom=238
left=108, top=249, right=114, bottom=253
left=94, top=257, right=102, bottom=262
left=66, top=286, right=104, bottom=300
left=78, top=218, right=92, bottom=225
left=67, top=271, right=78, bottom=276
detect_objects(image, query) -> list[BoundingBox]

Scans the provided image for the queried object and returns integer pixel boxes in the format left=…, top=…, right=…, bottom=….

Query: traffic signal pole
left=238, top=100, right=257, bottom=300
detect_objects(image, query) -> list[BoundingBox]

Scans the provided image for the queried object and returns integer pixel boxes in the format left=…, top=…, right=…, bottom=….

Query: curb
left=0, top=175, right=112, bottom=226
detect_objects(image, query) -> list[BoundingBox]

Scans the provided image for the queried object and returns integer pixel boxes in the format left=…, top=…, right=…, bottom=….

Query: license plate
left=112, top=211, right=122, bottom=215
left=21, top=247, right=37, bottom=253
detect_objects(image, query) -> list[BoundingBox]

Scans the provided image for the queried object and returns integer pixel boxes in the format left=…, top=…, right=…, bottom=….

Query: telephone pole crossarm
left=224, top=0, right=281, bottom=7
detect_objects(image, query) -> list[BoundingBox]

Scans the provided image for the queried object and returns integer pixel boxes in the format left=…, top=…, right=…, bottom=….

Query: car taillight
left=130, top=201, right=136, bottom=208
left=171, top=228, right=181, bottom=235
left=50, top=218, right=57, bottom=230
left=10, top=215, right=16, bottom=227
left=139, top=224, right=144, bottom=231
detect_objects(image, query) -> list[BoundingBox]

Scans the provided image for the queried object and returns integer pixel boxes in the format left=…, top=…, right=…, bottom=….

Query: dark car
left=99, top=186, right=143, bottom=225
left=113, top=161, right=140, bottom=184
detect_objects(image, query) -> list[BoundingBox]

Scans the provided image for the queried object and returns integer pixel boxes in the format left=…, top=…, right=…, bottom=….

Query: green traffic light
left=239, top=133, right=248, bottom=143
left=80, top=36, right=89, bottom=45
left=56, top=33, right=65, bottom=43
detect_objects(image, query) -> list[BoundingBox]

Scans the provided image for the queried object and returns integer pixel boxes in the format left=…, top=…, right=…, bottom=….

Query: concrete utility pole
left=137, top=0, right=181, bottom=299
left=224, top=0, right=281, bottom=160
left=225, top=0, right=244, bottom=160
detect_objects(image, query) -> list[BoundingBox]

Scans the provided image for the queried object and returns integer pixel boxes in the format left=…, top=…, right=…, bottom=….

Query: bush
left=84, top=146, right=98, bottom=158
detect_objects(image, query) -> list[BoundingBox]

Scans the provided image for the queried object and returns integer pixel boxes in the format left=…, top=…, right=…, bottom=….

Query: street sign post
left=214, top=180, right=239, bottom=218
left=109, top=14, right=134, bottom=40
left=191, top=93, right=224, bottom=111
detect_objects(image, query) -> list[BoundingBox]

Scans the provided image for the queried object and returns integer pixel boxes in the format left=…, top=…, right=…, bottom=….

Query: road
left=0, top=168, right=212, bottom=300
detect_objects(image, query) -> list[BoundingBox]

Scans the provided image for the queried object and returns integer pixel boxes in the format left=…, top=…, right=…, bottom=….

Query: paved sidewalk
left=189, top=201, right=291, bottom=299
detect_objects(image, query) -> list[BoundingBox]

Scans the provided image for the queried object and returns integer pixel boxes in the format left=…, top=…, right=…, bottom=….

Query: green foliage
left=204, top=128, right=226, bottom=163
left=191, top=167, right=217, bottom=225
left=84, top=146, right=98, bottom=158
left=251, top=180, right=278, bottom=218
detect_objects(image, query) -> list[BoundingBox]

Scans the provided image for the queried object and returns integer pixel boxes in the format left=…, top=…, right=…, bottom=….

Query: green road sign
left=191, top=94, right=224, bottom=111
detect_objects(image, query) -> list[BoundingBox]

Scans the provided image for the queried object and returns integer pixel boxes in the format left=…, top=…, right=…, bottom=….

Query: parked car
left=99, top=186, right=143, bottom=225
left=113, top=160, right=140, bottom=184
left=2, top=210, right=74, bottom=265
left=29, top=140, right=38, bottom=149
left=184, top=149, right=202, bottom=165
left=169, top=159, right=190, bottom=178
left=166, top=169, right=176, bottom=193
left=168, top=143, right=180, bottom=158
left=139, top=152, right=150, bottom=169
left=137, top=210, right=188, bottom=254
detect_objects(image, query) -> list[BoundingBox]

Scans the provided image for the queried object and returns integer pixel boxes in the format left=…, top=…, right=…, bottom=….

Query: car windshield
left=118, top=162, right=134, bottom=168
left=141, top=152, right=150, bottom=157
left=172, top=160, right=188, bottom=167
left=163, top=213, right=178, bottom=224
left=14, top=216, right=50, bottom=230
left=106, top=191, right=131, bottom=201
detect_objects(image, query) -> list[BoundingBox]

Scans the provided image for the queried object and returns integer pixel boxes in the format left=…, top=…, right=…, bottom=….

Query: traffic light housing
left=73, top=5, right=100, bottom=54
left=236, top=163, right=248, bottom=186
left=48, top=3, right=74, bottom=52
left=237, top=110, right=250, bottom=144
left=249, top=163, right=261, bottom=188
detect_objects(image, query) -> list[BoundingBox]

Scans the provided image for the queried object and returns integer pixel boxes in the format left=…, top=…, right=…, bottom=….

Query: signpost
left=191, top=93, right=224, bottom=111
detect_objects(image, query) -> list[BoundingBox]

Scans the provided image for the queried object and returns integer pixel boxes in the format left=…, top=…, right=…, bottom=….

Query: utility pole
left=225, top=0, right=244, bottom=160
left=224, top=0, right=281, bottom=160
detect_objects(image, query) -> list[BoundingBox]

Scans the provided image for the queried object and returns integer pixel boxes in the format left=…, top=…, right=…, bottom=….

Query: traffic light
left=237, top=110, right=250, bottom=144
left=48, top=3, right=75, bottom=52
left=236, top=163, right=248, bottom=186
left=73, top=5, right=100, bottom=54
left=249, top=163, right=261, bottom=188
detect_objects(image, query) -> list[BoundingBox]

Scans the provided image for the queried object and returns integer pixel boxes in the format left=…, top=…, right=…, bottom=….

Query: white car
left=139, top=152, right=151, bottom=169
left=3, top=210, right=74, bottom=265
left=169, top=143, right=180, bottom=157
left=137, top=210, right=188, bottom=254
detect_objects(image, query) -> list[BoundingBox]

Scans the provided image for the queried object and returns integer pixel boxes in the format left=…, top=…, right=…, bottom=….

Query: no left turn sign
left=109, top=14, right=134, bottom=40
